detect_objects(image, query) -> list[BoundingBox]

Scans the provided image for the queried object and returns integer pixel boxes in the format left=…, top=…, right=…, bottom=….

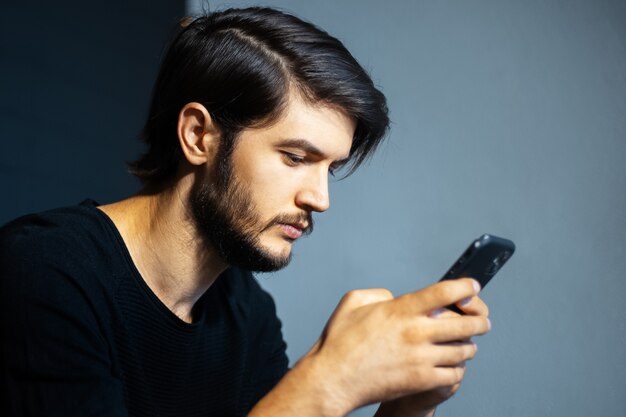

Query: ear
left=177, top=102, right=221, bottom=166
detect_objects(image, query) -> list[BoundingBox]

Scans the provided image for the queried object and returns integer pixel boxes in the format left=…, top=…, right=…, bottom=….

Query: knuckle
left=465, top=344, right=477, bottom=360
left=481, top=317, right=491, bottom=333
left=401, top=320, right=429, bottom=344
left=375, top=288, right=394, bottom=300
left=459, top=319, right=475, bottom=335
left=342, top=289, right=359, bottom=299
left=341, top=290, right=360, bottom=304
left=469, top=317, right=487, bottom=335
left=346, top=288, right=393, bottom=306
left=434, top=282, right=456, bottom=301
left=456, top=346, right=467, bottom=361
left=477, top=318, right=489, bottom=334
left=443, top=388, right=456, bottom=399
left=454, top=366, right=465, bottom=384
left=472, top=296, right=489, bottom=317
left=342, top=289, right=372, bottom=304
left=483, top=303, right=490, bottom=317
left=466, top=278, right=478, bottom=293
left=339, top=290, right=368, bottom=310
left=401, top=327, right=419, bottom=344
left=453, top=347, right=466, bottom=363
left=439, top=309, right=460, bottom=318
left=443, top=368, right=461, bottom=386
left=434, top=386, right=456, bottom=400
left=475, top=318, right=486, bottom=333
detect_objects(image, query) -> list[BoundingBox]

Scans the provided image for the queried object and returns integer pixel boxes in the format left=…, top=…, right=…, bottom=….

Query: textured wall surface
left=2, top=0, right=624, bottom=416
left=187, top=1, right=626, bottom=416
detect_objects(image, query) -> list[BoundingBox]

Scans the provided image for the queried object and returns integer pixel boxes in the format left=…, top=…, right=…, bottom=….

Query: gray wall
left=188, top=1, right=626, bottom=416
left=2, top=0, right=623, bottom=416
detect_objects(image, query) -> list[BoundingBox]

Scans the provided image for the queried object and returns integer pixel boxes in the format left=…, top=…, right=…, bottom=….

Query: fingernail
left=430, top=308, right=444, bottom=318
left=459, top=297, right=471, bottom=307
left=473, top=280, right=481, bottom=294
left=487, top=318, right=492, bottom=330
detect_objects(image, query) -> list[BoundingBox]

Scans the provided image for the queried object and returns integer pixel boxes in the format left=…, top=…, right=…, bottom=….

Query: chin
left=261, top=240, right=293, bottom=260
left=247, top=250, right=293, bottom=273
left=250, top=241, right=293, bottom=271
left=274, top=234, right=297, bottom=250
left=220, top=230, right=297, bottom=273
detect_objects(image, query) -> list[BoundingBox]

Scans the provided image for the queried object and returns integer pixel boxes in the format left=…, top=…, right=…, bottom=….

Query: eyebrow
left=276, top=138, right=350, bottom=165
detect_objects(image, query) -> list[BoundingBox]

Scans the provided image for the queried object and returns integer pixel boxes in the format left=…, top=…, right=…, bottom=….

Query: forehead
left=237, top=92, right=356, bottom=160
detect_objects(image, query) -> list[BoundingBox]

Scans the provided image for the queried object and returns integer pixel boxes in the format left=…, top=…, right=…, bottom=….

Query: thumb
left=335, top=288, right=394, bottom=313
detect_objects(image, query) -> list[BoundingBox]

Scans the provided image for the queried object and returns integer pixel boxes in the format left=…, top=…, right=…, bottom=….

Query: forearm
left=248, top=355, right=352, bottom=417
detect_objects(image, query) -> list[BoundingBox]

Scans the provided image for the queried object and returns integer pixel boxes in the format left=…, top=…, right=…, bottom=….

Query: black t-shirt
left=0, top=200, right=289, bottom=417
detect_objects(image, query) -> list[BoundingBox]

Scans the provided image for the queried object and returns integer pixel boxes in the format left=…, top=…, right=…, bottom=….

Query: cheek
left=239, top=157, right=299, bottom=216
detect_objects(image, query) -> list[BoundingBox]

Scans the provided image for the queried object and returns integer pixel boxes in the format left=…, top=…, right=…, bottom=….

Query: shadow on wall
left=0, top=1, right=183, bottom=223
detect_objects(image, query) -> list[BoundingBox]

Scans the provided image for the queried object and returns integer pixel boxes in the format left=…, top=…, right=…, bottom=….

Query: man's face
left=190, top=93, right=355, bottom=272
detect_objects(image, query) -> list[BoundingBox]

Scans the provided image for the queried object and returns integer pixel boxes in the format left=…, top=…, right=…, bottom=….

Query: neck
left=99, top=179, right=228, bottom=323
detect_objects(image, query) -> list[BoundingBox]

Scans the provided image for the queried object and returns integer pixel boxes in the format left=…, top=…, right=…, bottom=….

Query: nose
left=295, top=169, right=330, bottom=213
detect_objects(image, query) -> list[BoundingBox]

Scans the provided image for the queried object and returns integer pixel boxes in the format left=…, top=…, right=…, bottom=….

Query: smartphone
left=438, top=234, right=515, bottom=314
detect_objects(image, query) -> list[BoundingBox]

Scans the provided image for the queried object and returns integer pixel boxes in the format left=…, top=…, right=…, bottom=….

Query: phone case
left=439, top=234, right=515, bottom=314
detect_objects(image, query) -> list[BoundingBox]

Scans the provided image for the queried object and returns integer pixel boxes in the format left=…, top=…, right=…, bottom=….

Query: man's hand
left=309, top=278, right=490, bottom=413
left=373, top=292, right=490, bottom=417
left=249, top=278, right=491, bottom=417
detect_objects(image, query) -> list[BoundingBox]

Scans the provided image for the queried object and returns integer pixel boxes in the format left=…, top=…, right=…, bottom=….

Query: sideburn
left=189, top=136, right=293, bottom=272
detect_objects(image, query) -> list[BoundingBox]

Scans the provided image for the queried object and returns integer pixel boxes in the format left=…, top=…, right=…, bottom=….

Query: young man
left=0, top=7, right=490, bottom=417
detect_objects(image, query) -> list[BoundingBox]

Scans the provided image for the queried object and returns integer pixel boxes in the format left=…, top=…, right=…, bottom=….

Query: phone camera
left=486, top=262, right=499, bottom=276
left=486, top=252, right=509, bottom=276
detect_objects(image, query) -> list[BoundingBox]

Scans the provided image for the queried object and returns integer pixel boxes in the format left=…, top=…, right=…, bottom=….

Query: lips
left=279, top=223, right=304, bottom=240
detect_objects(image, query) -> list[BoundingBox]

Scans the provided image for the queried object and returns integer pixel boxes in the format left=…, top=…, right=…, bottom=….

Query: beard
left=189, top=155, right=313, bottom=273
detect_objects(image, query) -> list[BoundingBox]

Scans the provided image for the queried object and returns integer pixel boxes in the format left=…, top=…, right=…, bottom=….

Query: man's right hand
left=309, top=278, right=490, bottom=412
left=249, top=278, right=491, bottom=417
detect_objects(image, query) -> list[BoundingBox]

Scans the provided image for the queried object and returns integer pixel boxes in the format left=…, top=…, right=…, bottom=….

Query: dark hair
left=129, top=6, right=389, bottom=184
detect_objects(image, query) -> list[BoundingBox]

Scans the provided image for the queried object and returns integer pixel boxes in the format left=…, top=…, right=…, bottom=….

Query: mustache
left=270, top=212, right=314, bottom=236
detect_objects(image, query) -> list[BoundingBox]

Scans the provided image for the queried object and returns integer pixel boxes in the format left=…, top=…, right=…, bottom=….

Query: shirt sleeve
left=0, top=227, right=129, bottom=417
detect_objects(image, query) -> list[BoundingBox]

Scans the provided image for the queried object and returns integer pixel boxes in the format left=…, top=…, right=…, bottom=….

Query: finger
left=429, top=308, right=460, bottom=319
left=401, top=279, right=481, bottom=315
left=430, top=342, right=477, bottom=366
left=449, top=382, right=462, bottom=395
left=455, top=295, right=489, bottom=317
left=427, top=316, right=491, bottom=343
left=430, top=366, right=466, bottom=389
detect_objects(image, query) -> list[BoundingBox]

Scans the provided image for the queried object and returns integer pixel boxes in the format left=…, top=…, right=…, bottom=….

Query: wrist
left=249, top=353, right=354, bottom=417
left=297, top=352, right=356, bottom=416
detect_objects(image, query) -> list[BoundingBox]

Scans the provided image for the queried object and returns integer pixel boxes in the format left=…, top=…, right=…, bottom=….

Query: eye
left=282, top=152, right=305, bottom=166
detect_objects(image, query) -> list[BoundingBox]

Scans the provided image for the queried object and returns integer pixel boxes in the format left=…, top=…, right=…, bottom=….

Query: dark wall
left=0, top=1, right=184, bottom=223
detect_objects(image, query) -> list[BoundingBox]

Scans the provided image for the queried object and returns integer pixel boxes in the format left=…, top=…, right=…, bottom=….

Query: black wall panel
left=0, top=1, right=184, bottom=223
